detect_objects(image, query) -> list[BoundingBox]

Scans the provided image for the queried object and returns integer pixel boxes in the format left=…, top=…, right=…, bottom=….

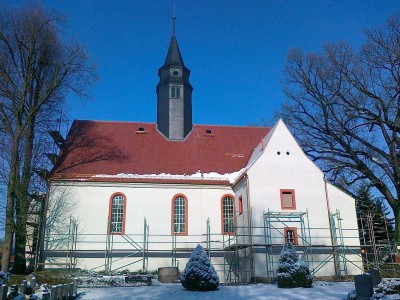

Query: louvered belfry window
left=170, top=86, right=181, bottom=98
left=111, top=194, right=124, bottom=233
left=173, top=196, right=186, bottom=234
left=222, top=196, right=235, bottom=234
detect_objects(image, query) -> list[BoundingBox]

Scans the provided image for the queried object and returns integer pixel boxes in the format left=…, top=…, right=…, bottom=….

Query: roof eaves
left=50, top=173, right=231, bottom=186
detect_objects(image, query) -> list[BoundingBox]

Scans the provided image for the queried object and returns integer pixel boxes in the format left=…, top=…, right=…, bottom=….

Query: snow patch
left=92, top=169, right=245, bottom=184
left=78, top=281, right=355, bottom=299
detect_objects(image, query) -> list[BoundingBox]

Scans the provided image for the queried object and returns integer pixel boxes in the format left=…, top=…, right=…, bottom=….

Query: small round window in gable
left=286, top=151, right=290, bottom=155
left=277, top=151, right=281, bottom=155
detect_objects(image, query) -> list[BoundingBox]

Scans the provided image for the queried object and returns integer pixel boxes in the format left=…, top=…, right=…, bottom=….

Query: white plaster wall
left=245, top=120, right=332, bottom=245
left=240, top=120, right=362, bottom=277
left=233, top=177, right=247, bottom=228
left=47, top=181, right=234, bottom=274
left=327, top=183, right=361, bottom=247
left=232, top=177, right=252, bottom=245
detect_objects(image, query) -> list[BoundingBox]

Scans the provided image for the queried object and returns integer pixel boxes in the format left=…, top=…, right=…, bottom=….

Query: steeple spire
left=172, top=4, right=176, bottom=36
left=163, top=7, right=184, bottom=67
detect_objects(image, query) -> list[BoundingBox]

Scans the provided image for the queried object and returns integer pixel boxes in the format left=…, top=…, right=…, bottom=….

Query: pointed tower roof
left=162, top=10, right=185, bottom=67
left=163, top=35, right=184, bottom=67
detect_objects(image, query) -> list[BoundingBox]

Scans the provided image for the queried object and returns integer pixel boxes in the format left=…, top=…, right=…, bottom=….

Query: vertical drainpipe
left=324, top=175, right=337, bottom=277
left=245, top=173, right=254, bottom=282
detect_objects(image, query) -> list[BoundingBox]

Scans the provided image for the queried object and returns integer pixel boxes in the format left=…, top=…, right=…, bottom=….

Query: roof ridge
left=194, top=124, right=270, bottom=129
left=74, top=120, right=156, bottom=125
left=73, top=120, right=270, bottom=129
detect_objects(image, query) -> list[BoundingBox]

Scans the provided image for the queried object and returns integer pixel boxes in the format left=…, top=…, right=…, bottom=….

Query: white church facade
left=44, top=19, right=363, bottom=282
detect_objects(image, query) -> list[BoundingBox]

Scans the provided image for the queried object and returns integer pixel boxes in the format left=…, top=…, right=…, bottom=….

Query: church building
left=45, top=17, right=363, bottom=282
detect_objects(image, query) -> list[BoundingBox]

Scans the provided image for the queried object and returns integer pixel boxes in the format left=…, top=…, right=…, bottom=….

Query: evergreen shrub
left=277, top=243, right=312, bottom=288
left=180, top=244, right=219, bottom=291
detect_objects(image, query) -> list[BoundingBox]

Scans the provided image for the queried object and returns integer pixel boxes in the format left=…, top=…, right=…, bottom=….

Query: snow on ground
left=77, top=281, right=354, bottom=300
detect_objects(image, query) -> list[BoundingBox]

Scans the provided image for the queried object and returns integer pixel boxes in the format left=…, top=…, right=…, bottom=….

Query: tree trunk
left=13, top=194, right=28, bottom=273
left=395, top=206, right=400, bottom=246
left=13, top=117, right=36, bottom=274
left=1, top=131, right=22, bottom=272
left=1, top=204, right=14, bottom=272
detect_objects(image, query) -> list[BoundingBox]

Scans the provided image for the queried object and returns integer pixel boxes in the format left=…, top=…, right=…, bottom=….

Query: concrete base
left=158, top=267, right=179, bottom=283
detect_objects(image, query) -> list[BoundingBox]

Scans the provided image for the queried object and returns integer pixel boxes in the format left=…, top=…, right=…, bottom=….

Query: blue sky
left=5, top=0, right=400, bottom=127
left=1, top=0, right=399, bottom=239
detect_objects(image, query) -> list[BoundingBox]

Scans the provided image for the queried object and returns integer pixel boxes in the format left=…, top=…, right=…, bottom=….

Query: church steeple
left=156, top=13, right=193, bottom=140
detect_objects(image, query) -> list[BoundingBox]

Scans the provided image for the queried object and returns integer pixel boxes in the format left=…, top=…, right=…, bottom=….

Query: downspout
left=324, top=175, right=337, bottom=277
left=245, top=173, right=254, bottom=282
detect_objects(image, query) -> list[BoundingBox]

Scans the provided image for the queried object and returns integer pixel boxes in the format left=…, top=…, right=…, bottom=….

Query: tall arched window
left=109, top=193, right=126, bottom=234
left=221, top=195, right=235, bottom=234
left=172, top=194, right=188, bottom=235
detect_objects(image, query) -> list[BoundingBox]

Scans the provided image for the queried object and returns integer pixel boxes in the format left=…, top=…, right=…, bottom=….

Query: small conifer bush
left=277, top=242, right=313, bottom=288
left=180, top=244, right=219, bottom=291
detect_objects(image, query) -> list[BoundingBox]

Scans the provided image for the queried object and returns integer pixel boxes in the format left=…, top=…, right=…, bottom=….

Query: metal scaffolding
left=358, top=210, right=396, bottom=277
left=27, top=112, right=71, bottom=270
left=221, top=209, right=255, bottom=283
left=66, top=218, right=78, bottom=269
left=41, top=208, right=376, bottom=282
left=329, top=209, right=348, bottom=277
left=263, top=210, right=314, bottom=278
left=25, top=193, right=46, bottom=269
left=103, top=218, right=149, bottom=273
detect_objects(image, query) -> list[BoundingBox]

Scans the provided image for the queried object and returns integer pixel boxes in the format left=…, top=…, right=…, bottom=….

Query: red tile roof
left=52, top=120, right=270, bottom=181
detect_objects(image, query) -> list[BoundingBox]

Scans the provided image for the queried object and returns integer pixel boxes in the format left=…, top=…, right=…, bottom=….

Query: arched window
left=109, top=193, right=126, bottom=234
left=172, top=194, right=188, bottom=235
left=221, top=195, right=235, bottom=234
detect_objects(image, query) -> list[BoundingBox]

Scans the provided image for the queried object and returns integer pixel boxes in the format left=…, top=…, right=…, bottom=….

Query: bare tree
left=280, top=15, right=400, bottom=242
left=0, top=4, right=95, bottom=272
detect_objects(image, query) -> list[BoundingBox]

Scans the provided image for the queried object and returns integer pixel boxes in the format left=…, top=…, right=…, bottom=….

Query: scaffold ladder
left=330, top=209, right=348, bottom=277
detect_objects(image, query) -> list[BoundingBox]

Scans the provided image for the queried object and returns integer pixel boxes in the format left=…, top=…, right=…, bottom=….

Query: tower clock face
left=171, top=69, right=181, bottom=77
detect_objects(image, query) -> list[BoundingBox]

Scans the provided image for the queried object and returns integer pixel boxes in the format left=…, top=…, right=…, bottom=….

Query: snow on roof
left=91, top=169, right=245, bottom=184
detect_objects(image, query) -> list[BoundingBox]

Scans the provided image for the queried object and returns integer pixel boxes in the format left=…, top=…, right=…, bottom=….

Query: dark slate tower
left=157, top=13, right=193, bottom=140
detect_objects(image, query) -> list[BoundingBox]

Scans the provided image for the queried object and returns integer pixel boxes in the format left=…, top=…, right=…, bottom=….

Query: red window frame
left=238, top=195, right=243, bottom=215
left=284, top=227, right=298, bottom=245
left=284, top=227, right=299, bottom=245
left=108, top=192, right=127, bottom=235
left=221, top=194, right=236, bottom=235
left=171, top=194, right=188, bottom=236
left=280, top=189, right=296, bottom=210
